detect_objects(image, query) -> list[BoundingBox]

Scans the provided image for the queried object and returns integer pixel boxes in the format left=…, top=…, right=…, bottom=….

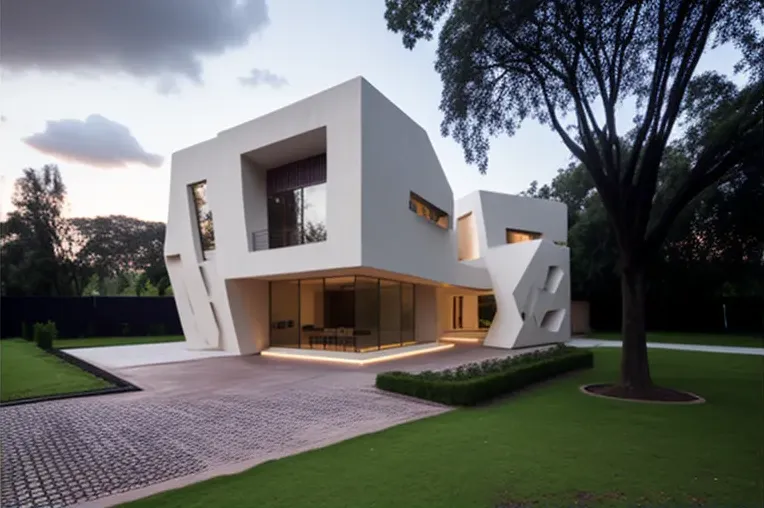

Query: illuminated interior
left=506, top=228, right=542, bottom=244
left=409, top=191, right=449, bottom=229
left=269, top=275, right=416, bottom=352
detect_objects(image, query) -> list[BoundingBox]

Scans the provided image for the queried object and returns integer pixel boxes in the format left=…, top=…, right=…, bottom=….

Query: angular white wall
left=483, top=240, right=571, bottom=349
left=165, top=76, right=572, bottom=354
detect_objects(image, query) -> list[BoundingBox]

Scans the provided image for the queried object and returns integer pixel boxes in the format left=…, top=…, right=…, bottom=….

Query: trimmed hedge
left=376, top=346, right=593, bottom=406
left=33, top=321, right=58, bottom=350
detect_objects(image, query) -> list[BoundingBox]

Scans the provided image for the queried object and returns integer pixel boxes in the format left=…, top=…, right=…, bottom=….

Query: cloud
left=23, top=115, right=164, bottom=169
left=1, top=0, right=270, bottom=91
left=0, top=116, right=6, bottom=123
left=239, top=68, right=288, bottom=88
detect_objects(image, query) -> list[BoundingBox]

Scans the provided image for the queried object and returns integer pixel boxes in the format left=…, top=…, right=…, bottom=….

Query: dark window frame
left=409, top=191, right=450, bottom=230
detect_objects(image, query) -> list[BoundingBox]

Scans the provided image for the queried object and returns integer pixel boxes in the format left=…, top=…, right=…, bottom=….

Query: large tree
left=1, top=167, right=171, bottom=297
left=524, top=152, right=764, bottom=304
left=72, top=215, right=170, bottom=295
left=0, top=165, right=88, bottom=296
left=385, top=0, right=763, bottom=396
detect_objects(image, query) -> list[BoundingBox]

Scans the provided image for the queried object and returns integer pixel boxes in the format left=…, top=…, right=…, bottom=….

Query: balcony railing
left=251, top=225, right=326, bottom=251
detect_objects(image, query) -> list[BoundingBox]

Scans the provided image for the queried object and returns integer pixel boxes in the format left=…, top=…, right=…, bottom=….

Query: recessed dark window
left=506, top=228, right=541, bottom=244
left=409, top=191, right=449, bottom=229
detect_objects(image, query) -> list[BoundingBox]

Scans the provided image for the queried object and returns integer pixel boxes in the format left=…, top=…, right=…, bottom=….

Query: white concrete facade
left=165, top=77, right=570, bottom=355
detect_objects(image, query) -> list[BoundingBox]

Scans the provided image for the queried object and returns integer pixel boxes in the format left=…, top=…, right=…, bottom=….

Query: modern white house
left=164, top=77, right=570, bottom=364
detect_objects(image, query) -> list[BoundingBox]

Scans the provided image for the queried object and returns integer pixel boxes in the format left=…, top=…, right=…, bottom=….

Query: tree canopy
left=1, top=166, right=170, bottom=297
left=384, top=0, right=763, bottom=396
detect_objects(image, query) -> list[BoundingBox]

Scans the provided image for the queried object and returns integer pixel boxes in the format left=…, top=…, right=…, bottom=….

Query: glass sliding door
left=355, top=276, right=379, bottom=351
left=379, top=280, right=402, bottom=348
left=270, top=280, right=299, bottom=348
left=299, top=278, right=324, bottom=348
left=268, top=276, right=416, bottom=352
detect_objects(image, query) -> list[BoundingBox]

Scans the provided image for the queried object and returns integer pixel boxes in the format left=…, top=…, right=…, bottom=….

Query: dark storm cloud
left=24, top=115, right=164, bottom=169
left=239, top=68, right=288, bottom=88
left=1, top=0, right=270, bottom=91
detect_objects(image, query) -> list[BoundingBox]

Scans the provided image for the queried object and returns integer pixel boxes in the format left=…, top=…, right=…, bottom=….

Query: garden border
left=579, top=383, right=706, bottom=405
left=376, top=348, right=594, bottom=406
left=0, top=347, right=141, bottom=407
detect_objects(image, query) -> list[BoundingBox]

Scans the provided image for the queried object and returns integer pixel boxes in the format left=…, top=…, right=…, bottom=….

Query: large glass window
left=268, top=276, right=416, bottom=352
left=323, top=277, right=355, bottom=328
left=299, top=278, right=324, bottom=347
left=270, top=280, right=299, bottom=348
left=261, top=154, right=327, bottom=250
left=266, top=184, right=327, bottom=247
left=302, top=183, right=327, bottom=243
left=190, top=181, right=215, bottom=254
left=355, top=276, right=379, bottom=352
left=379, top=280, right=402, bottom=348
left=409, top=192, right=449, bottom=229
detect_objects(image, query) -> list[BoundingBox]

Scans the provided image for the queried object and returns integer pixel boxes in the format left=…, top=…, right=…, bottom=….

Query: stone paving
left=0, top=363, right=449, bottom=508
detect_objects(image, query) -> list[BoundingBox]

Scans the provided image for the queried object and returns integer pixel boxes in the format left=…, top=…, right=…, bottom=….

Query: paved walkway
left=1, top=344, right=529, bottom=508
left=64, top=342, right=238, bottom=369
left=568, top=338, right=764, bottom=356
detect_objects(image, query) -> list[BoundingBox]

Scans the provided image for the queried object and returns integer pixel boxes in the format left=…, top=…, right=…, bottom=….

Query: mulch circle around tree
left=580, top=383, right=705, bottom=404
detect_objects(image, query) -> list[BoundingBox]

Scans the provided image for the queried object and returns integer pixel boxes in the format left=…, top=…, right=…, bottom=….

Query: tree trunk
left=619, top=264, right=653, bottom=393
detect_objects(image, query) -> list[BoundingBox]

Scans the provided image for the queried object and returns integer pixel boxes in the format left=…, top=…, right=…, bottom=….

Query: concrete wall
left=483, top=240, right=571, bottom=349
left=455, top=191, right=568, bottom=261
left=414, top=284, right=438, bottom=343
left=166, top=76, right=571, bottom=354
left=360, top=81, right=456, bottom=283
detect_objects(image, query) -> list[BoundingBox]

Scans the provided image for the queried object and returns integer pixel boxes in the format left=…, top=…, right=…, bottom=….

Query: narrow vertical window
left=190, top=181, right=215, bottom=254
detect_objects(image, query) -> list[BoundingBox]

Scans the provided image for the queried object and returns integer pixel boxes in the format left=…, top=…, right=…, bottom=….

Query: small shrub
left=121, top=323, right=131, bottom=336
left=376, top=345, right=593, bottom=406
left=21, top=322, right=32, bottom=341
left=86, top=321, right=97, bottom=337
left=33, top=321, right=58, bottom=350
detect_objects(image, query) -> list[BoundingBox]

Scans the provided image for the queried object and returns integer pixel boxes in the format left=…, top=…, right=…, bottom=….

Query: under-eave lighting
left=260, top=343, right=454, bottom=366
left=440, top=337, right=483, bottom=344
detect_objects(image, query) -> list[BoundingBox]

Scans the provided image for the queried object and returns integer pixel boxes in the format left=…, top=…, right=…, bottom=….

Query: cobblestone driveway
left=0, top=354, right=453, bottom=508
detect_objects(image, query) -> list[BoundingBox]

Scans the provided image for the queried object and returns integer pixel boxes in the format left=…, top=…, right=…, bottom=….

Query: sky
left=0, top=0, right=743, bottom=223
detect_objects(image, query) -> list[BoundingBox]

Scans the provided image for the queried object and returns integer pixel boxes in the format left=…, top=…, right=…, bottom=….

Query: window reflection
left=266, top=183, right=327, bottom=248
left=270, top=280, right=299, bottom=348
left=380, top=280, right=401, bottom=348
left=268, top=276, right=416, bottom=352
left=190, top=181, right=215, bottom=253
left=302, top=183, right=327, bottom=243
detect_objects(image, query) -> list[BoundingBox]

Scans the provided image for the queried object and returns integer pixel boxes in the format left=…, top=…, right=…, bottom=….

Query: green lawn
left=54, top=335, right=184, bottom=349
left=125, top=348, right=764, bottom=508
left=590, top=331, right=764, bottom=348
left=0, top=339, right=113, bottom=402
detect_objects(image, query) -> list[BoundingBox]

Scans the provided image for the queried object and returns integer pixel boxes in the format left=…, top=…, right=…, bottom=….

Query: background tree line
left=522, top=151, right=763, bottom=305
left=1, top=165, right=171, bottom=297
